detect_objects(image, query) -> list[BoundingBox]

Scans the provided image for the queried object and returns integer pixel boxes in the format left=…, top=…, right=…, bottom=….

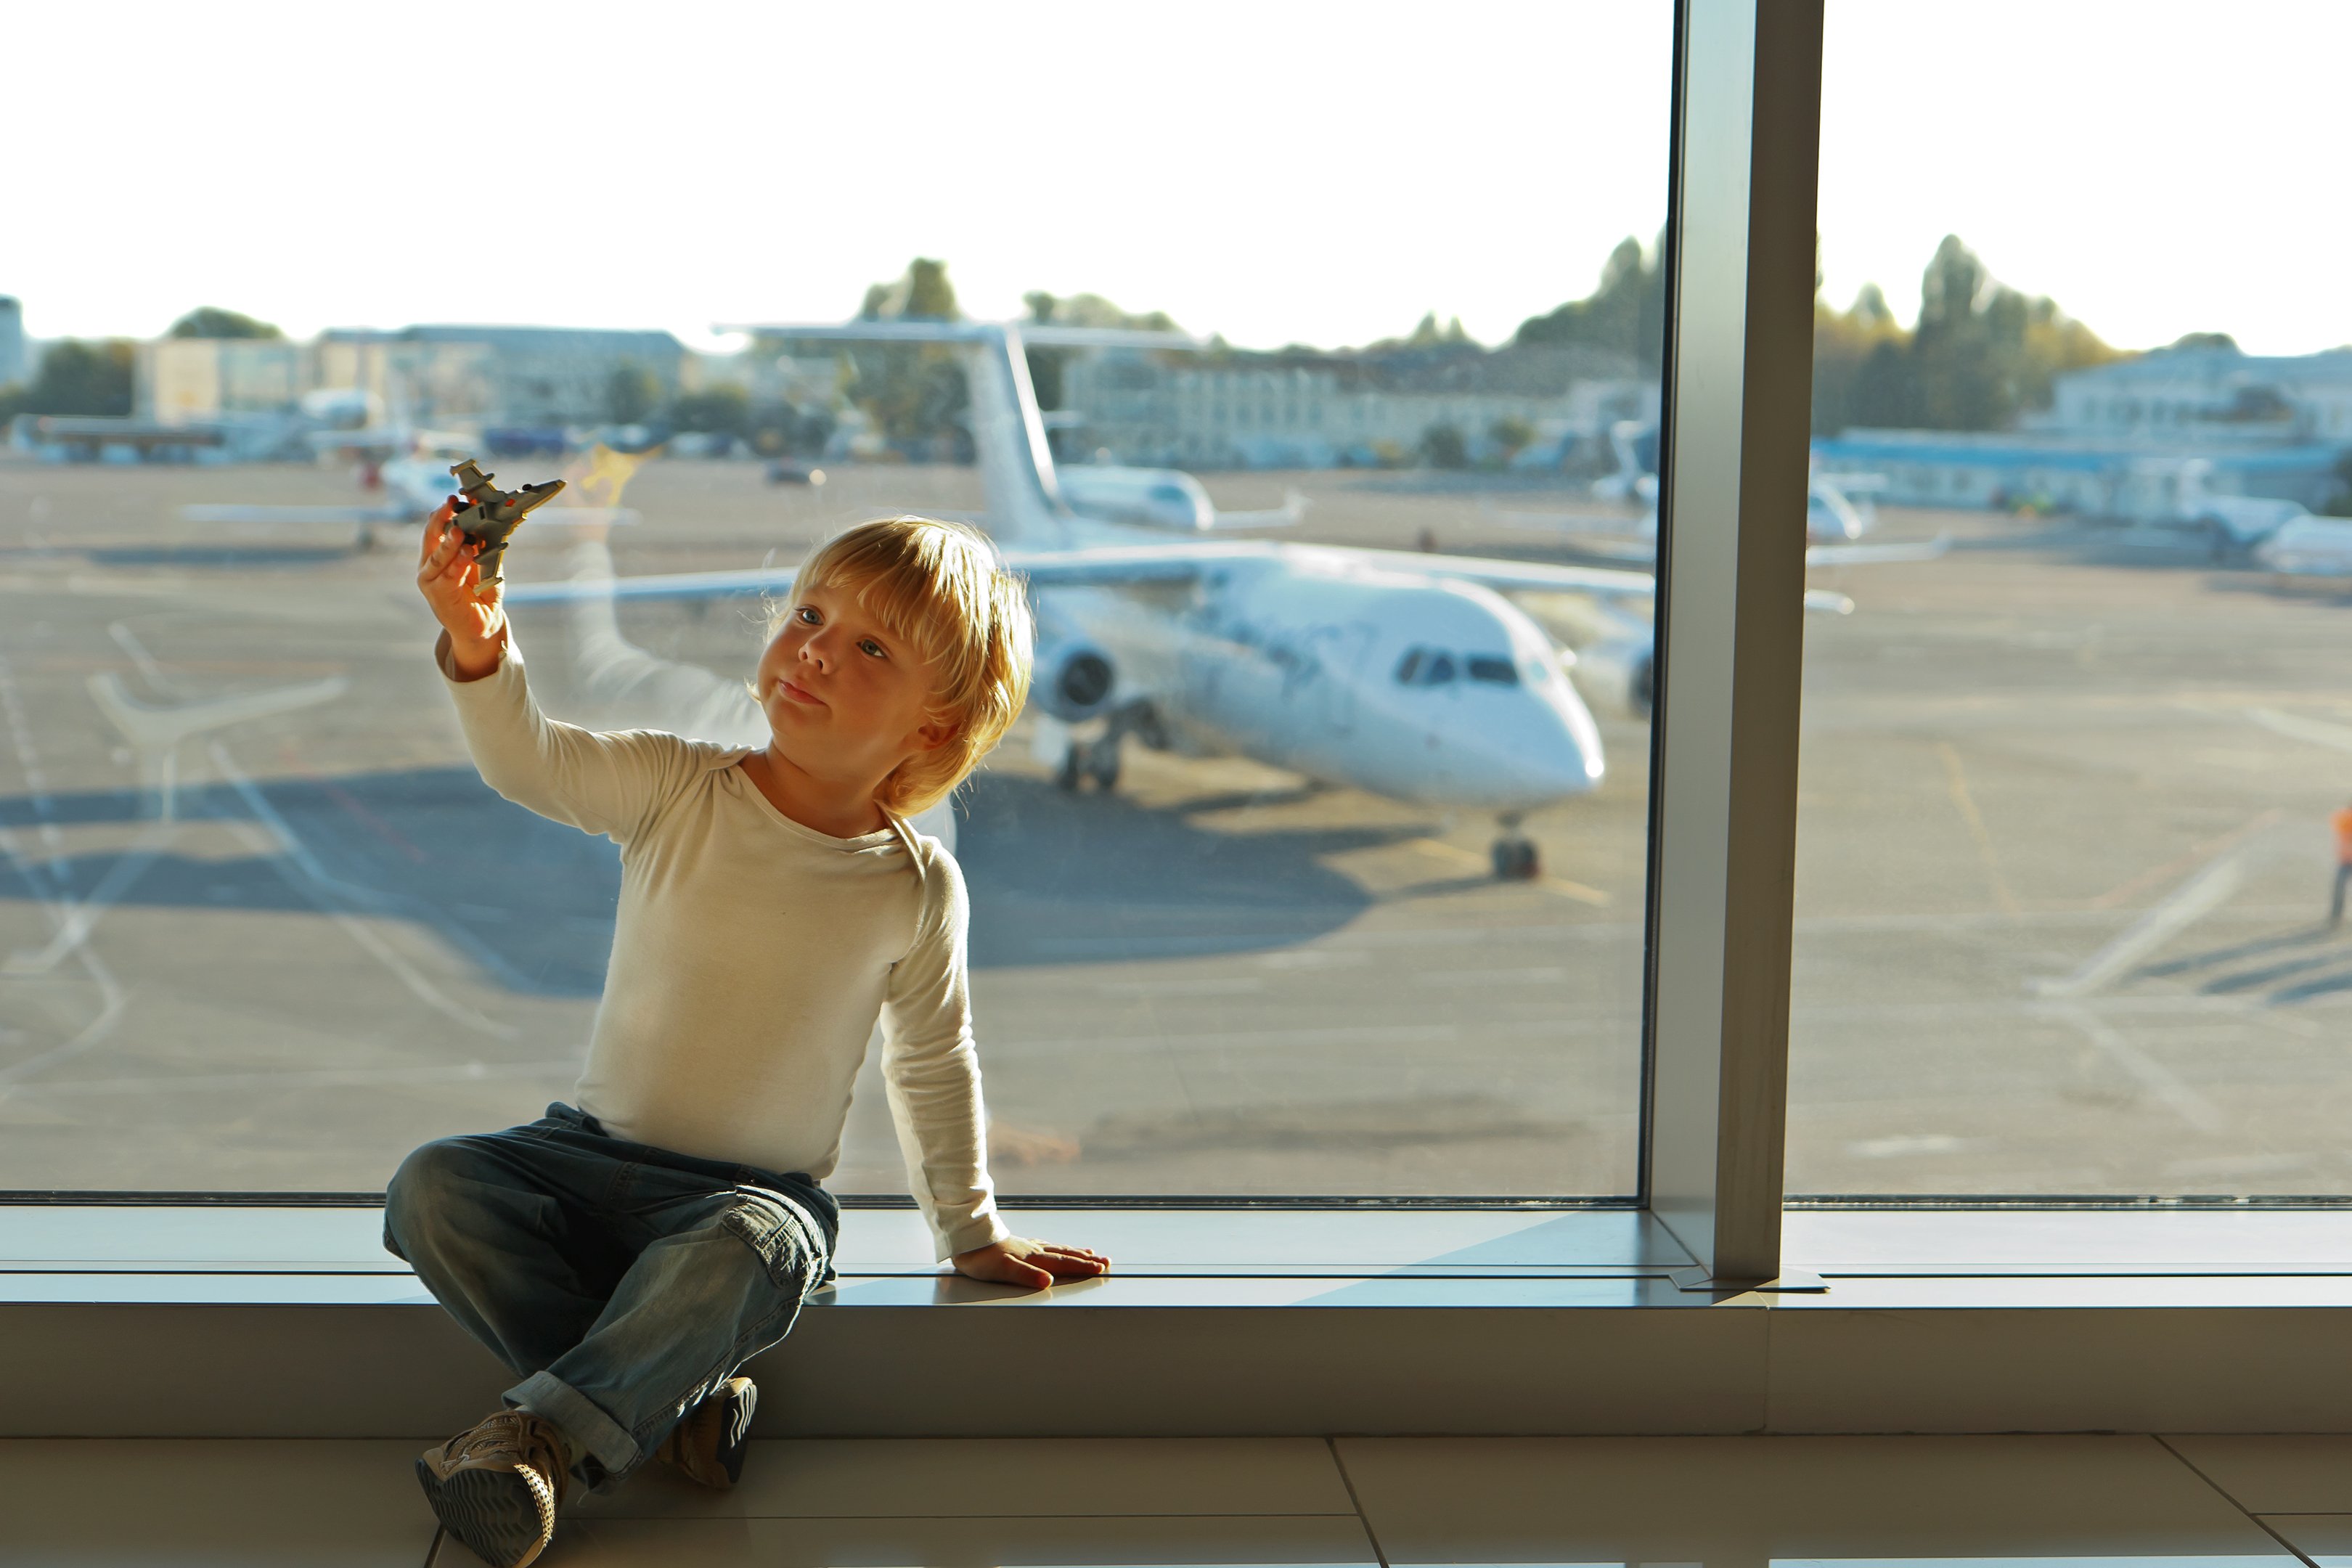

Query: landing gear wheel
left=1055, top=742, right=1085, bottom=792
left=1084, top=736, right=1122, bottom=791
left=1491, top=837, right=1540, bottom=881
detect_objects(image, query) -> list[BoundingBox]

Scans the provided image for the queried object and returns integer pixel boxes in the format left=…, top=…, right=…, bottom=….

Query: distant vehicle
left=485, top=427, right=571, bottom=458
left=765, top=459, right=827, bottom=486
left=1055, top=465, right=1307, bottom=532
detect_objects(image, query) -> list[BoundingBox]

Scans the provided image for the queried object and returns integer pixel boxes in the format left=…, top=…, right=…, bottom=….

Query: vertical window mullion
left=1641, top=0, right=1824, bottom=1282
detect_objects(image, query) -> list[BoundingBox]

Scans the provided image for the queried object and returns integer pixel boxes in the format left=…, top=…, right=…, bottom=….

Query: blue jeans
left=383, top=1102, right=837, bottom=1490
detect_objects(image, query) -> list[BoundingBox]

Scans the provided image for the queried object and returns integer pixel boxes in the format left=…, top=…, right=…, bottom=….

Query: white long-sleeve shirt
left=437, top=628, right=1008, bottom=1259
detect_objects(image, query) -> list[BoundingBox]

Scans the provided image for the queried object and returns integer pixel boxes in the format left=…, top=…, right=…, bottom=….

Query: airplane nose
left=1530, top=689, right=1606, bottom=796
left=1444, top=688, right=1605, bottom=808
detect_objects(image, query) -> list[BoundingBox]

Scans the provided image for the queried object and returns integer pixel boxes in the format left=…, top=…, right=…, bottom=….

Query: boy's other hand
left=418, top=500, right=507, bottom=678
left=951, top=1236, right=1110, bottom=1291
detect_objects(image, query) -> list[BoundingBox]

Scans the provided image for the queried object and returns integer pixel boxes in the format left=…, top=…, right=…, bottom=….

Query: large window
left=1788, top=1, right=2352, bottom=1198
left=0, top=5, right=1674, bottom=1200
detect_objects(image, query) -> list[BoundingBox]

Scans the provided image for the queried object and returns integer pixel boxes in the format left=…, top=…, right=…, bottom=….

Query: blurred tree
left=2326, top=451, right=2352, bottom=518
left=843, top=258, right=969, bottom=454
left=1020, top=289, right=1183, bottom=415
left=1419, top=422, right=1469, bottom=469
left=17, top=340, right=135, bottom=416
left=1810, top=236, right=2122, bottom=434
left=1512, top=235, right=1666, bottom=369
left=746, top=401, right=834, bottom=458
left=668, top=383, right=751, bottom=437
left=168, top=306, right=282, bottom=340
left=605, top=361, right=662, bottom=425
left=1488, top=414, right=1537, bottom=459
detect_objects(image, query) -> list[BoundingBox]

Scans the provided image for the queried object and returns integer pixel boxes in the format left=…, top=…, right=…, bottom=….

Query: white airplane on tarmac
left=505, top=322, right=1852, bottom=880
left=1055, top=464, right=1309, bottom=532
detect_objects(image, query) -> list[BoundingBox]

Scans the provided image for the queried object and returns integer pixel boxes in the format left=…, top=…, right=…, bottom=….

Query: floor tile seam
left=583, top=1509, right=1366, bottom=1520
left=2153, top=1433, right=2322, bottom=1567
left=1323, top=1434, right=1392, bottom=1568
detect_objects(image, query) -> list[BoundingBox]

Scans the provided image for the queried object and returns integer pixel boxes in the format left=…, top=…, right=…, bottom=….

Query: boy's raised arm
left=419, top=502, right=689, bottom=845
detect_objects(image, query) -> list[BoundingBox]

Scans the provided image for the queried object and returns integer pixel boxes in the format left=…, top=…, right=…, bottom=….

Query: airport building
left=312, top=324, right=688, bottom=428
left=1059, top=343, right=1658, bottom=469
left=137, top=337, right=307, bottom=425
left=109, top=324, right=690, bottom=432
left=1825, top=344, right=2352, bottom=519
left=2042, top=343, right=2352, bottom=444
left=1811, top=429, right=2349, bottom=518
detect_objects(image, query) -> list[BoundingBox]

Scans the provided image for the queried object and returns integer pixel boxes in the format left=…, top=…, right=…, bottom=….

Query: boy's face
left=755, top=579, right=957, bottom=796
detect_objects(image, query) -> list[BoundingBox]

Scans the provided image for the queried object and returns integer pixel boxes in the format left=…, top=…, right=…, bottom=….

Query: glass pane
left=0, top=4, right=1670, bottom=1198
left=1790, top=2, right=2352, bottom=1197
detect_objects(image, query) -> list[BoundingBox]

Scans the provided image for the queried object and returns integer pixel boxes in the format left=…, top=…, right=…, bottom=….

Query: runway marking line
left=1935, top=740, right=2020, bottom=916
left=1407, top=838, right=1609, bottom=906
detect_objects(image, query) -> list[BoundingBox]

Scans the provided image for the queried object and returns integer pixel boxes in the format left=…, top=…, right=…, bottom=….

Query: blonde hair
left=761, top=515, right=1034, bottom=818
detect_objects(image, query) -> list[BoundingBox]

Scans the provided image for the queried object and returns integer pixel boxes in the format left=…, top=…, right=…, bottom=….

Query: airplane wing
left=181, top=504, right=415, bottom=526
left=1805, top=533, right=1951, bottom=567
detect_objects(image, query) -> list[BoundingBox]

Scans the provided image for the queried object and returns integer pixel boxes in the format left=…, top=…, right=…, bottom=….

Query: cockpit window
left=1466, top=656, right=1519, bottom=685
left=1395, top=647, right=1458, bottom=686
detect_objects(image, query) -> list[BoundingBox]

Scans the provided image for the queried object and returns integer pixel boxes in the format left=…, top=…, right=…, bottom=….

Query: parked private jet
left=1497, top=428, right=1931, bottom=566
left=1055, top=465, right=1309, bottom=533
left=505, top=322, right=1850, bottom=880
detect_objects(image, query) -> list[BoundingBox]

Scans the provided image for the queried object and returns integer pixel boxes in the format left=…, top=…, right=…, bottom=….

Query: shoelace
left=444, top=1415, right=566, bottom=1500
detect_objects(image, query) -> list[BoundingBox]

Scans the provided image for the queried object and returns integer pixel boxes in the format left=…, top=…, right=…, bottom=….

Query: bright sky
left=8, top=1, right=2344, bottom=356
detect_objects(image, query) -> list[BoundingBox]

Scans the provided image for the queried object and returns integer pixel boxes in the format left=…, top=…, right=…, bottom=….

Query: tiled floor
left=3, top=1432, right=2345, bottom=1565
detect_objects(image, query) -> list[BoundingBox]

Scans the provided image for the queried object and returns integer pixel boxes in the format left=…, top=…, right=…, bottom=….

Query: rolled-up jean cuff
left=505, top=1370, right=640, bottom=1477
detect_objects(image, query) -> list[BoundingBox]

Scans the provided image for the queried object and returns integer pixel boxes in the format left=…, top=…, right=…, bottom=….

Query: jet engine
left=1034, top=634, right=1118, bottom=722
left=1571, top=634, right=1654, bottom=719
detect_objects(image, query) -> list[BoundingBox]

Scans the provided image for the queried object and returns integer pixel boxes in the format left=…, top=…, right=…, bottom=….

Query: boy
left=385, top=506, right=1108, bottom=1567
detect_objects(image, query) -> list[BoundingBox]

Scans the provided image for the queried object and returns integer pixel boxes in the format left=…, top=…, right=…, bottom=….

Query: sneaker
left=415, top=1408, right=571, bottom=1568
left=655, top=1375, right=758, bottom=1490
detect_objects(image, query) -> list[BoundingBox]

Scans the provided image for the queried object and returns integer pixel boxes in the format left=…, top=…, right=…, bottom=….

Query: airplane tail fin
left=721, top=320, right=1193, bottom=551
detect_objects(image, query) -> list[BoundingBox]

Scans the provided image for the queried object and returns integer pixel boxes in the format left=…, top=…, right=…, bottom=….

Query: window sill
left=7, top=1206, right=2352, bottom=1438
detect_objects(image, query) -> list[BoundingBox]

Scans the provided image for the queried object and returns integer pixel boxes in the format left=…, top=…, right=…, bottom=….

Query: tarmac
left=1, top=454, right=2350, bottom=1201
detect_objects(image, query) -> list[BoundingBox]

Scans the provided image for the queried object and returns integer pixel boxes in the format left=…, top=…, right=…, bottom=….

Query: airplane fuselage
left=1043, top=523, right=1606, bottom=812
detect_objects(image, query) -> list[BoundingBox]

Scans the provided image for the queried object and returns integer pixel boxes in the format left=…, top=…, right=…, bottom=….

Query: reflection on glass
left=0, top=9, right=1674, bottom=1197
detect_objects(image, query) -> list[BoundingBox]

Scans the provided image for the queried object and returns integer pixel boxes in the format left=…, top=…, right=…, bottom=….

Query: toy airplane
left=448, top=457, right=565, bottom=593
